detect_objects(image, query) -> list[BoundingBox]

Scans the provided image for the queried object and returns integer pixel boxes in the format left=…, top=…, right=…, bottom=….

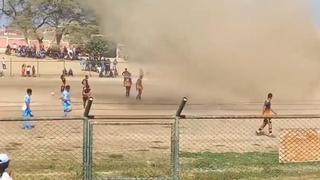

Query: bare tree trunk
left=23, top=28, right=29, bottom=44
left=37, top=38, right=43, bottom=47
left=56, top=33, right=63, bottom=46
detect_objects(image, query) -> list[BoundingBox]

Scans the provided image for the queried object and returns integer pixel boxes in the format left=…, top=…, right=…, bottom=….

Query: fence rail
left=2, top=114, right=320, bottom=179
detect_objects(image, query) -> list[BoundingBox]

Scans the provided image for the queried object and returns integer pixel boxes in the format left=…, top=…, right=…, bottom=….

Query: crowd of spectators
left=80, top=57, right=118, bottom=78
left=5, top=44, right=83, bottom=60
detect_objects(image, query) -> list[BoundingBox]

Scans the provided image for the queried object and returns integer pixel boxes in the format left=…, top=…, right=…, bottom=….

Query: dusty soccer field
left=2, top=56, right=320, bottom=179
left=1, top=56, right=320, bottom=151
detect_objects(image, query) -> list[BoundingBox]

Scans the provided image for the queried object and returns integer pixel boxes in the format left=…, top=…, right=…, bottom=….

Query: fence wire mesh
left=179, top=116, right=320, bottom=180
left=2, top=115, right=320, bottom=180
left=91, top=120, right=174, bottom=180
left=3, top=59, right=81, bottom=77
left=0, top=119, right=84, bottom=180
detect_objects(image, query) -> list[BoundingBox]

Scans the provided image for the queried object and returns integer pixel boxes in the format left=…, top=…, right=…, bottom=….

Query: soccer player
left=82, top=75, right=89, bottom=87
left=60, top=85, right=72, bottom=117
left=124, top=78, right=132, bottom=97
left=82, top=85, right=91, bottom=108
left=21, top=88, right=34, bottom=129
left=122, top=68, right=131, bottom=86
left=256, top=93, right=277, bottom=137
left=136, top=76, right=143, bottom=100
left=60, top=75, right=66, bottom=93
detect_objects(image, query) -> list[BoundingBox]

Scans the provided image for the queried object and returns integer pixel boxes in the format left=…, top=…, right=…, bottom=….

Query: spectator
left=5, top=45, right=11, bottom=55
left=32, top=66, right=36, bottom=77
left=0, top=62, right=3, bottom=77
left=114, top=68, right=118, bottom=77
left=68, top=68, right=73, bottom=77
left=2, top=58, right=6, bottom=70
left=62, top=68, right=67, bottom=76
left=0, top=154, right=12, bottom=180
left=26, top=65, right=31, bottom=77
left=21, top=64, right=26, bottom=77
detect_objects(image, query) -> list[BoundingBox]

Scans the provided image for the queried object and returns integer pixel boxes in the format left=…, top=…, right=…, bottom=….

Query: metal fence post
left=83, top=117, right=91, bottom=180
left=88, top=122, right=93, bottom=179
left=172, top=97, right=187, bottom=180
left=172, top=117, right=180, bottom=180
left=84, top=97, right=94, bottom=118
left=170, top=123, right=175, bottom=177
left=83, top=117, right=87, bottom=180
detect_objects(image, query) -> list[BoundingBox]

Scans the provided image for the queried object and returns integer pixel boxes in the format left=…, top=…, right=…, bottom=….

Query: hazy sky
left=0, top=1, right=319, bottom=26
left=313, top=0, right=320, bottom=25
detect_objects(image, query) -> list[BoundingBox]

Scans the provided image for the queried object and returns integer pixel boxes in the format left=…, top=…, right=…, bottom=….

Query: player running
left=21, top=88, right=34, bottom=129
left=256, top=93, right=277, bottom=137
left=60, top=75, right=66, bottom=93
left=122, top=68, right=131, bottom=86
left=60, top=85, right=72, bottom=117
left=124, top=78, right=132, bottom=97
left=136, top=76, right=143, bottom=100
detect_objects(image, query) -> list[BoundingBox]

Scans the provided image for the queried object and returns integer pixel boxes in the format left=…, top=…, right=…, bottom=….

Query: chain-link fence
left=179, top=115, right=320, bottom=180
left=2, top=58, right=128, bottom=78
left=3, top=59, right=82, bottom=77
left=89, top=118, right=175, bottom=180
left=2, top=115, right=320, bottom=180
left=0, top=117, right=84, bottom=180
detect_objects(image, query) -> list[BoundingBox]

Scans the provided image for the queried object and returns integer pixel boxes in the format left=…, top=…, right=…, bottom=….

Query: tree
left=0, top=0, right=30, bottom=42
left=34, top=0, right=89, bottom=45
left=66, top=23, right=99, bottom=45
left=85, top=36, right=116, bottom=59
left=3, top=0, right=100, bottom=46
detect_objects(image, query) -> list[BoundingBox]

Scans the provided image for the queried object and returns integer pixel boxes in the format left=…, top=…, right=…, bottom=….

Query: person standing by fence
left=21, top=88, right=34, bottom=129
left=256, top=93, right=277, bottom=137
left=32, top=66, right=36, bottom=77
left=0, top=61, right=3, bottom=77
left=0, top=154, right=12, bottom=180
left=1, top=57, right=6, bottom=70
left=21, top=64, right=26, bottom=77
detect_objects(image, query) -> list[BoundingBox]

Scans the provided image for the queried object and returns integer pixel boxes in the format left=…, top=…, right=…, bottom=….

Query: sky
left=0, top=1, right=319, bottom=27
left=313, top=0, right=320, bottom=25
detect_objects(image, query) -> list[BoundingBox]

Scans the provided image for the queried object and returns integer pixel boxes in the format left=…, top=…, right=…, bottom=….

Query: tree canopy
left=85, top=36, right=116, bottom=59
left=0, top=0, right=99, bottom=46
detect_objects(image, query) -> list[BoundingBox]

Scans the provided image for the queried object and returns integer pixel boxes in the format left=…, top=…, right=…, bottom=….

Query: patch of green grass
left=93, top=153, right=171, bottom=178
left=180, top=151, right=320, bottom=179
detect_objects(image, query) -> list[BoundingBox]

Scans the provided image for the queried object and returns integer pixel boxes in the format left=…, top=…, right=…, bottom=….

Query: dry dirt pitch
left=2, top=56, right=320, bottom=179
